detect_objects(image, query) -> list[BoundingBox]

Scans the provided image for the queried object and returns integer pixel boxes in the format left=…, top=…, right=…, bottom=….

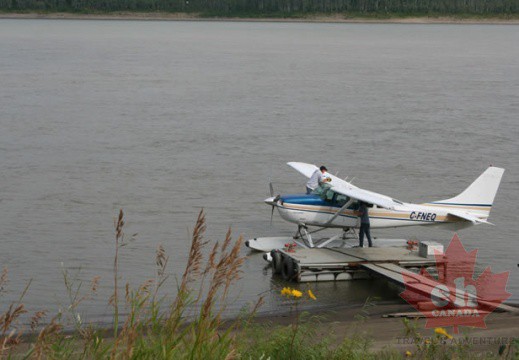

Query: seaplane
left=246, top=162, right=505, bottom=252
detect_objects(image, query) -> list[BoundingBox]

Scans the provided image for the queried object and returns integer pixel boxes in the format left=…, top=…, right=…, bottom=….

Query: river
left=1, top=19, right=518, bottom=324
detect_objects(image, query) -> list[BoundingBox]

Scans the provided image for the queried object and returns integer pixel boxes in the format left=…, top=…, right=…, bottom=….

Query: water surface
left=1, top=19, right=518, bottom=324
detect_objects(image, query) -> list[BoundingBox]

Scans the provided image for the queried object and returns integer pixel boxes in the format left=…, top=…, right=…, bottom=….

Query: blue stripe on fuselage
left=280, top=194, right=329, bottom=207
left=281, top=194, right=358, bottom=209
left=279, top=203, right=358, bottom=219
left=429, top=202, right=492, bottom=207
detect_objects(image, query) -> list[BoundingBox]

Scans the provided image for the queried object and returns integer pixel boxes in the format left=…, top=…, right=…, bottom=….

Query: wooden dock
left=362, top=262, right=518, bottom=314
left=278, top=247, right=440, bottom=282
left=273, top=246, right=517, bottom=314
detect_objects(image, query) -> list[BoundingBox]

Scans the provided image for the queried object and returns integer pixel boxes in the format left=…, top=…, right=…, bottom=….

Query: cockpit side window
left=335, top=194, right=349, bottom=207
left=334, top=194, right=359, bottom=209
left=324, top=189, right=335, bottom=202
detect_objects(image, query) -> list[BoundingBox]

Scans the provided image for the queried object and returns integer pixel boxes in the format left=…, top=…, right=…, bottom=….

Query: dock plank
left=361, top=263, right=518, bottom=314
left=333, top=247, right=429, bottom=262
left=288, top=247, right=435, bottom=266
left=285, top=248, right=365, bottom=265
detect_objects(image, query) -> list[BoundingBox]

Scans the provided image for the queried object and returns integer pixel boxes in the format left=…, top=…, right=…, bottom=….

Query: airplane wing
left=331, top=183, right=401, bottom=210
left=287, top=162, right=400, bottom=210
left=287, top=162, right=319, bottom=178
left=447, top=210, right=494, bottom=225
left=287, top=162, right=359, bottom=189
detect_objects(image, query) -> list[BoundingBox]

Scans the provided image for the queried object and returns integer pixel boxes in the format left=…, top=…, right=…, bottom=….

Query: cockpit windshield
left=312, top=184, right=335, bottom=202
left=311, top=183, right=332, bottom=198
left=312, top=184, right=357, bottom=209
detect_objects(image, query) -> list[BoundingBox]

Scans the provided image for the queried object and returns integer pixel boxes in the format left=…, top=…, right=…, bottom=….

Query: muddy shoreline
left=253, top=302, right=519, bottom=352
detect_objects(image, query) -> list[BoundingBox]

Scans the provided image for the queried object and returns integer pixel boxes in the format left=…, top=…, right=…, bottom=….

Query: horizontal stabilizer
left=447, top=210, right=494, bottom=225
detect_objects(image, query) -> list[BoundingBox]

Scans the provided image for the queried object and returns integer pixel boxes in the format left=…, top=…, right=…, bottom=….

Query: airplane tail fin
left=432, top=166, right=505, bottom=216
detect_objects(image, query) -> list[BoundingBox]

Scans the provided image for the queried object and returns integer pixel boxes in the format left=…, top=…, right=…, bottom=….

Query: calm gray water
left=1, top=19, right=518, bottom=325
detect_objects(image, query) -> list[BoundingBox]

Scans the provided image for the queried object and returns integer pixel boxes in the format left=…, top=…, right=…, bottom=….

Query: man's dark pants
left=359, top=223, right=373, bottom=247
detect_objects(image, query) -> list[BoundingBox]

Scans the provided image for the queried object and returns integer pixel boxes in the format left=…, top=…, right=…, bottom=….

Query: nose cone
left=264, top=196, right=278, bottom=206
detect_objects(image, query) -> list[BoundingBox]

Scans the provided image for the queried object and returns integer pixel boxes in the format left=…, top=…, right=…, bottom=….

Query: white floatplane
left=246, top=162, right=504, bottom=252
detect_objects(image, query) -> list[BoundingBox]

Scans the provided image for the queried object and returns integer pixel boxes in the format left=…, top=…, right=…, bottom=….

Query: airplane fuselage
left=272, top=194, right=489, bottom=231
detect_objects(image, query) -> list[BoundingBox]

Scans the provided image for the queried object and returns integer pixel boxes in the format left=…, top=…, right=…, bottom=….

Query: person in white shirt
left=306, top=166, right=330, bottom=194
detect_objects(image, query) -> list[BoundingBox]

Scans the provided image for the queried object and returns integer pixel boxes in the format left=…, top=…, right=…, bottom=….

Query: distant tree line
left=0, top=0, right=517, bottom=15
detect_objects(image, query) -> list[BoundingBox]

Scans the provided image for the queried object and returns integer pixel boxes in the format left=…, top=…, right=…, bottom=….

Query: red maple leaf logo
left=400, top=234, right=511, bottom=333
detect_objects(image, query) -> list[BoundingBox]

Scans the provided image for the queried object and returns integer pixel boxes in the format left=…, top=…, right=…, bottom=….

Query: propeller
left=267, top=182, right=280, bottom=226
left=269, top=196, right=281, bottom=226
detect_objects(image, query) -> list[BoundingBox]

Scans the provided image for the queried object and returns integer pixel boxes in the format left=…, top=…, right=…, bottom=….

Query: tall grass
left=0, top=210, right=516, bottom=359
left=101, top=208, right=262, bottom=359
left=0, top=209, right=264, bottom=359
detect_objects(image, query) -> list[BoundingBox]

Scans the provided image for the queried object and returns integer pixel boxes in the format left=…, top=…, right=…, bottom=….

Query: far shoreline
left=1, top=11, right=519, bottom=24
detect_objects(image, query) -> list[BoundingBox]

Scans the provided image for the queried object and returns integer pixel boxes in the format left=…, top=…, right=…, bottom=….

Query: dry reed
left=0, top=208, right=262, bottom=359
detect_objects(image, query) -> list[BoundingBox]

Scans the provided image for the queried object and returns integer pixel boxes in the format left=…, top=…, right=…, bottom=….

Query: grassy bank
left=1, top=210, right=518, bottom=359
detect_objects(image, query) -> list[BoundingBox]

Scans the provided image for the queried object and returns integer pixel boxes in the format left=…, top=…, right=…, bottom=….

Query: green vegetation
left=198, top=10, right=519, bottom=19
left=0, top=0, right=518, bottom=18
left=1, top=210, right=518, bottom=359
